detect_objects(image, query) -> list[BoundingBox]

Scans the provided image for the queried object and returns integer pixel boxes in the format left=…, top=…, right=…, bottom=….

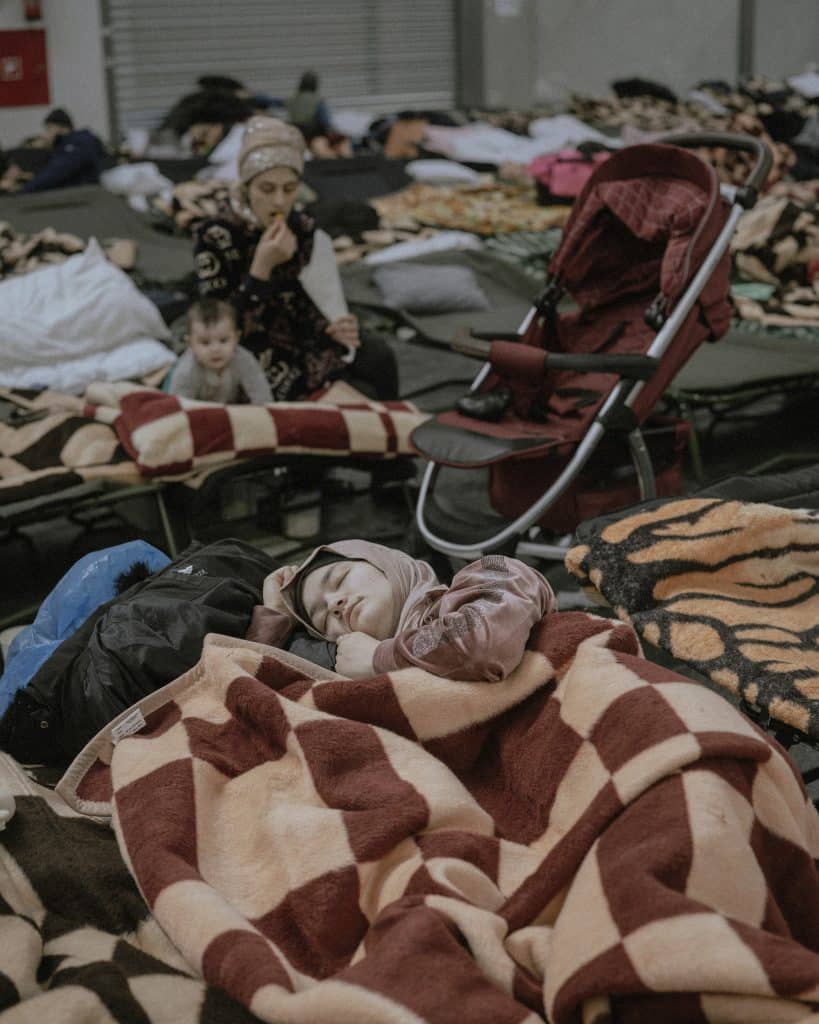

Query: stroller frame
left=415, top=133, right=773, bottom=562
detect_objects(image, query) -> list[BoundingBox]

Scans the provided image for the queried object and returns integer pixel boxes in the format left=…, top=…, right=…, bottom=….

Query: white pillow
left=0, top=239, right=173, bottom=392
left=101, top=161, right=173, bottom=197
left=5, top=340, right=175, bottom=394
left=406, top=159, right=482, bottom=184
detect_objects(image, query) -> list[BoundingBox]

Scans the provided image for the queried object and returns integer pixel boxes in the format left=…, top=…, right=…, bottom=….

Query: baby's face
left=301, top=560, right=395, bottom=642
left=188, top=317, right=239, bottom=373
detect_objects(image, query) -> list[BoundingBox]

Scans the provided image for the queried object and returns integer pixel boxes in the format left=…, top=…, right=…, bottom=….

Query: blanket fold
left=53, top=611, right=819, bottom=1024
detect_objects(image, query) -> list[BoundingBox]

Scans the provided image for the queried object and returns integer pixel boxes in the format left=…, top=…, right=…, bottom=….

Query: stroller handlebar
left=657, top=132, right=773, bottom=203
left=452, top=332, right=659, bottom=381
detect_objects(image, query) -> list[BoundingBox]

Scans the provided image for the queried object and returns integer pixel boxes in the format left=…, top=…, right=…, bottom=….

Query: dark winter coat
left=0, top=538, right=275, bottom=764
left=21, top=129, right=106, bottom=192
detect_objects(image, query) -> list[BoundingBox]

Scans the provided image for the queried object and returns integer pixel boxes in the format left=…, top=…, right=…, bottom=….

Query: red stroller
left=412, top=133, right=773, bottom=561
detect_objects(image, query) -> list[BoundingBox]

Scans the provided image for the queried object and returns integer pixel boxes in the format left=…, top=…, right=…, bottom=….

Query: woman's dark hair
left=197, top=74, right=246, bottom=95
left=159, top=90, right=253, bottom=136
left=298, top=71, right=319, bottom=93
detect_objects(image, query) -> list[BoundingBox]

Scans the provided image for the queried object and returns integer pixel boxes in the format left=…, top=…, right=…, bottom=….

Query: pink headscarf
left=281, top=539, right=444, bottom=640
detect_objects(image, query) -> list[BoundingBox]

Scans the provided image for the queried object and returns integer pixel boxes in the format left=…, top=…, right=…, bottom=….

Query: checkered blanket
left=0, top=381, right=423, bottom=504
left=106, top=381, right=425, bottom=477
left=54, top=614, right=819, bottom=1023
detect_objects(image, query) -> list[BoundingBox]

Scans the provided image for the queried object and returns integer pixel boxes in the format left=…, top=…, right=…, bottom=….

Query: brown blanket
left=0, top=751, right=257, bottom=1022
left=0, top=386, right=141, bottom=504
left=0, top=222, right=136, bottom=277
left=567, top=497, right=819, bottom=738
left=57, top=613, right=819, bottom=1023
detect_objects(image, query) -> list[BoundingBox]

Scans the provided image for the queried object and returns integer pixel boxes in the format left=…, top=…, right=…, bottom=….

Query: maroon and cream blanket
left=0, top=381, right=423, bottom=505
left=95, top=380, right=424, bottom=477
left=56, top=612, right=819, bottom=1023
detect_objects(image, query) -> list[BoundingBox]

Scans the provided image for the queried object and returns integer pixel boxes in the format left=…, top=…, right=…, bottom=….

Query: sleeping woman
left=248, top=540, right=555, bottom=680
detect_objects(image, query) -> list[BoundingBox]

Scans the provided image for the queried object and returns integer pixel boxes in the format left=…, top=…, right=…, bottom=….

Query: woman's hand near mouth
left=251, top=218, right=297, bottom=278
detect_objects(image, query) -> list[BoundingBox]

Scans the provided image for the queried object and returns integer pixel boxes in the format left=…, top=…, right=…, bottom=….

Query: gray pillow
left=372, top=262, right=490, bottom=315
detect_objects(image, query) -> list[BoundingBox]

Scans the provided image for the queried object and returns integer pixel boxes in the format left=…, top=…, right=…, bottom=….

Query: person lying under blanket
left=246, top=539, right=556, bottom=679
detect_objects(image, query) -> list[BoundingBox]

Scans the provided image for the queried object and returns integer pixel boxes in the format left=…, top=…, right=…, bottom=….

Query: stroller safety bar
left=657, top=132, right=773, bottom=205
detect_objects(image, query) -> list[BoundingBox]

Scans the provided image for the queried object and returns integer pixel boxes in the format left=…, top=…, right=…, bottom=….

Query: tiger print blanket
left=566, top=497, right=819, bottom=739
left=0, top=386, right=142, bottom=504
left=49, top=615, right=819, bottom=1023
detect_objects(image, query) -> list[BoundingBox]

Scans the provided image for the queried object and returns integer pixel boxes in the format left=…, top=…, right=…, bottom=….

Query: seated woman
left=193, top=115, right=397, bottom=401
left=251, top=540, right=555, bottom=680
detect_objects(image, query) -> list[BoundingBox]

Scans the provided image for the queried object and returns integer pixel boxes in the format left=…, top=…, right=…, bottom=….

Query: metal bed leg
left=628, top=428, right=657, bottom=501
left=678, top=398, right=705, bottom=483
left=154, top=487, right=177, bottom=558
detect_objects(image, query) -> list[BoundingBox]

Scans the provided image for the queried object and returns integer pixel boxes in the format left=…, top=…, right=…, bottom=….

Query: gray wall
left=482, top=0, right=541, bottom=109
left=532, top=0, right=739, bottom=101
left=754, top=0, right=819, bottom=81
left=0, top=0, right=108, bottom=144
left=474, top=0, right=818, bottom=108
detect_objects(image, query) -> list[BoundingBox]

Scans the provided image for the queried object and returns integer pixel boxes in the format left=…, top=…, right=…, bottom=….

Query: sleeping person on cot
left=250, top=540, right=555, bottom=680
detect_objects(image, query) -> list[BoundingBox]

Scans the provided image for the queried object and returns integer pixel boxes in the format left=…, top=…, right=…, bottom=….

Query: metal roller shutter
left=105, top=0, right=455, bottom=133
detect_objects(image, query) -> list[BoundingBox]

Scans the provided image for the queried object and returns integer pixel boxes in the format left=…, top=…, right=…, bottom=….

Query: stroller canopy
left=550, top=144, right=731, bottom=336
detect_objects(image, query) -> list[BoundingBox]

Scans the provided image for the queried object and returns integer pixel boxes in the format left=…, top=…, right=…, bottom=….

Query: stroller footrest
left=412, top=418, right=559, bottom=468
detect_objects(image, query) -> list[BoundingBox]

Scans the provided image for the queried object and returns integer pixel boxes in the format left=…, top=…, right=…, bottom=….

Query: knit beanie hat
left=239, top=116, right=305, bottom=184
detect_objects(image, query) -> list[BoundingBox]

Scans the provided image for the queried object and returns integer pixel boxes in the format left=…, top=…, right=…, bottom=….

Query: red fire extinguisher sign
left=0, top=29, right=49, bottom=106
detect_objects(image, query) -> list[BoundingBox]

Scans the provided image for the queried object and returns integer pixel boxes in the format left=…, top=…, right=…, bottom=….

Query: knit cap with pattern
left=238, top=116, right=305, bottom=184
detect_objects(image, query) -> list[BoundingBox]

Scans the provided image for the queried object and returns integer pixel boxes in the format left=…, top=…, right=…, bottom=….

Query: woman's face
left=301, top=560, right=395, bottom=642
left=188, top=122, right=224, bottom=155
left=247, top=166, right=300, bottom=226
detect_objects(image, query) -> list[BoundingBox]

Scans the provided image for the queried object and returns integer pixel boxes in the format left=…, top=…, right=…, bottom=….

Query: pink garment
left=372, top=555, right=555, bottom=681
left=277, top=540, right=556, bottom=681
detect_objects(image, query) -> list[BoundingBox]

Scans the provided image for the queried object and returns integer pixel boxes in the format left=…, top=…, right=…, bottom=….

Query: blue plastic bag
left=0, top=540, right=170, bottom=717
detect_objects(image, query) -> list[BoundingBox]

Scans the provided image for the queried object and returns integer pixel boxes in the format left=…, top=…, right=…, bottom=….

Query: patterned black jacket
left=192, top=205, right=346, bottom=400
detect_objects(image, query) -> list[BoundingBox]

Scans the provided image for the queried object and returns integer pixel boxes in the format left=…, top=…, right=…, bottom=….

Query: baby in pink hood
left=251, top=540, right=555, bottom=680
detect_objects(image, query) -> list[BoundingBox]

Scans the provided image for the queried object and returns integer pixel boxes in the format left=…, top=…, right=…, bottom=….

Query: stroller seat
left=413, top=413, right=566, bottom=467
left=413, top=134, right=773, bottom=560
